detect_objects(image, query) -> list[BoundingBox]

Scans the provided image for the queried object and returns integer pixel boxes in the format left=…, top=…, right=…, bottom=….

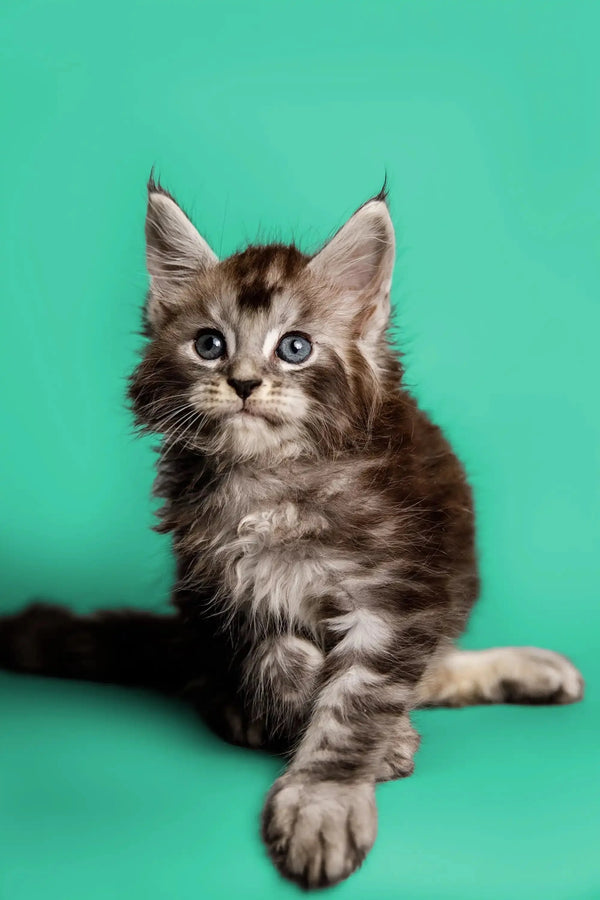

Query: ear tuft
left=147, top=167, right=180, bottom=204
left=373, top=173, right=389, bottom=205
left=147, top=166, right=160, bottom=195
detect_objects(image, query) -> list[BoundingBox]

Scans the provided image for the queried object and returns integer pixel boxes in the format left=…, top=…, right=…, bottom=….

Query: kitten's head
left=129, top=177, right=400, bottom=463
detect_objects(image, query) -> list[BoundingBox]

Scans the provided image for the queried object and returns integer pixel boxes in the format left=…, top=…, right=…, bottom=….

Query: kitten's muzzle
left=227, top=378, right=263, bottom=400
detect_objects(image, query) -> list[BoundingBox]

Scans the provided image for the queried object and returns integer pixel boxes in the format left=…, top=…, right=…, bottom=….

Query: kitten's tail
left=0, top=602, right=191, bottom=693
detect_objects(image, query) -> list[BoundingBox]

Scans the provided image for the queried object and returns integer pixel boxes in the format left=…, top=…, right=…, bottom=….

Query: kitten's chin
left=221, top=413, right=303, bottom=460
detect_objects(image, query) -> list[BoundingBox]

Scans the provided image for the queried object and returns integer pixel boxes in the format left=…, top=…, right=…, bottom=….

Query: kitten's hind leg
left=181, top=677, right=268, bottom=750
left=415, top=646, right=584, bottom=708
left=192, top=633, right=326, bottom=754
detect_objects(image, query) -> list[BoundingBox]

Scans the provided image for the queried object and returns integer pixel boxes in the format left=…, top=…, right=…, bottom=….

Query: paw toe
left=262, top=777, right=376, bottom=888
left=501, top=649, right=584, bottom=705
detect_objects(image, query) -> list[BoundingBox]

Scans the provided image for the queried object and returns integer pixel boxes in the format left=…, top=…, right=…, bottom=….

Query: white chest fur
left=191, top=469, right=355, bottom=633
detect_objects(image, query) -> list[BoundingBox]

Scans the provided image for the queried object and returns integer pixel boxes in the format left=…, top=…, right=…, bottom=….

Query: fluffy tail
left=0, top=602, right=193, bottom=693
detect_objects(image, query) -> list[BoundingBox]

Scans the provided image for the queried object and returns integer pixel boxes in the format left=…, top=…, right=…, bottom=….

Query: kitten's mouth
left=237, top=405, right=279, bottom=426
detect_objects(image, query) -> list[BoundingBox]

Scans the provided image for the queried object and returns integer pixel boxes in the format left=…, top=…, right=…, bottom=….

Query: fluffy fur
left=0, top=178, right=584, bottom=889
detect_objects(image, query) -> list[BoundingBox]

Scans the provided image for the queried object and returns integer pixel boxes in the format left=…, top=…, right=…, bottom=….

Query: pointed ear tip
left=147, top=166, right=159, bottom=193
left=366, top=197, right=390, bottom=214
left=360, top=197, right=394, bottom=230
left=363, top=172, right=389, bottom=205
left=146, top=180, right=176, bottom=215
left=146, top=168, right=171, bottom=200
left=360, top=182, right=390, bottom=214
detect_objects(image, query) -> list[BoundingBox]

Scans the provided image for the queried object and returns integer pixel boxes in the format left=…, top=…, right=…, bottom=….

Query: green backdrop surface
left=1, top=1, right=599, bottom=898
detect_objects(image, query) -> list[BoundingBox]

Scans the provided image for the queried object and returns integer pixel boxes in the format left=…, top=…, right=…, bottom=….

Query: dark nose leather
left=227, top=378, right=262, bottom=400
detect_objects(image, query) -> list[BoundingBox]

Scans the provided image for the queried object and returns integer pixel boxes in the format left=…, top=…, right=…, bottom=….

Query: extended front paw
left=261, top=775, right=377, bottom=888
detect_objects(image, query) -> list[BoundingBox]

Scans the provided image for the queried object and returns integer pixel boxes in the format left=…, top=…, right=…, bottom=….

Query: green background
left=1, top=1, right=598, bottom=898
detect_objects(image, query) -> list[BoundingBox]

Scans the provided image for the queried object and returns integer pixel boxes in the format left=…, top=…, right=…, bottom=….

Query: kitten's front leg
left=261, top=607, right=434, bottom=888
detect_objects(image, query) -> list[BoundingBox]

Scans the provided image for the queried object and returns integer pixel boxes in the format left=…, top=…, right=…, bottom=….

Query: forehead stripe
left=237, top=280, right=273, bottom=311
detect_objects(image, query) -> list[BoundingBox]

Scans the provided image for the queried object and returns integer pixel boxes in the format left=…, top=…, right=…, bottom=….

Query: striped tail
left=0, top=602, right=192, bottom=693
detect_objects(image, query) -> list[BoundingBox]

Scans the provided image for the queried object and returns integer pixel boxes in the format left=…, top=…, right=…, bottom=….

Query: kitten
left=0, top=177, right=584, bottom=889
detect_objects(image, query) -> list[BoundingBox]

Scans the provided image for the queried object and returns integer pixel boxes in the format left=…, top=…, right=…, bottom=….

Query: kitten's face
left=129, top=182, right=397, bottom=462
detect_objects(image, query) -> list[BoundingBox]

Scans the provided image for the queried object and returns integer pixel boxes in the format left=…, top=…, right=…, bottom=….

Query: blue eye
left=276, top=333, right=312, bottom=364
left=195, top=329, right=226, bottom=360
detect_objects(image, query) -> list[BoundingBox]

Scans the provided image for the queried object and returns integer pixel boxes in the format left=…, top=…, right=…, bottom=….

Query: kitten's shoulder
left=374, top=388, right=467, bottom=486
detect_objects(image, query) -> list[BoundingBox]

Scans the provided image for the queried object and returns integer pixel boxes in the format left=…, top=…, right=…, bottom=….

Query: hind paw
left=497, top=648, right=584, bottom=705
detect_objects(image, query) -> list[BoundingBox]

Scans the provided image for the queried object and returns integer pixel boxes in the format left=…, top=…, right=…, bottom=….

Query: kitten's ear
left=308, top=195, right=395, bottom=342
left=145, top=176, right=218, bottom=325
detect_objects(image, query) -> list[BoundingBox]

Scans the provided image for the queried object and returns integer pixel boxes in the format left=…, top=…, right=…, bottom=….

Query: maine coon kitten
left=0, top=178, right=584, bottom=888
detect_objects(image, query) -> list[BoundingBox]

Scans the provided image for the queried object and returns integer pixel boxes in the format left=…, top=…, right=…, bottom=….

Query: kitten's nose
left=227, top=377, right=262, bottom=400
